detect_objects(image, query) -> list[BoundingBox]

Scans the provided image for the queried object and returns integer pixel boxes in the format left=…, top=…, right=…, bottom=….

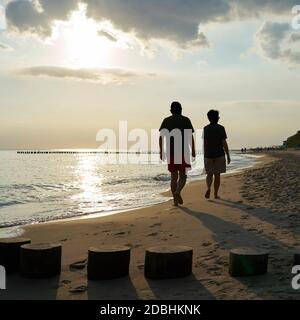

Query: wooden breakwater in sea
left=16, top=151, right=156, bottom=155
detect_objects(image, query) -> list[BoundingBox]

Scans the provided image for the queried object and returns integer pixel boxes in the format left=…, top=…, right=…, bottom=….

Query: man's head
left=170, top=101, right=182, bottom=115
left=207, top=109, right=220, bottom=124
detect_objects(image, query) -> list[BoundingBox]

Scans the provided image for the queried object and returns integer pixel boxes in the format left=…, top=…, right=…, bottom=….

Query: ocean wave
left=104, top=174, right=167, bottom=185
left=0, top=183, right=78, bottom=192
left=0, top=209, right=104, bottom=229
left=153, top=174, right=170, bottom=181
left=0, top=200, right=24, bottom=208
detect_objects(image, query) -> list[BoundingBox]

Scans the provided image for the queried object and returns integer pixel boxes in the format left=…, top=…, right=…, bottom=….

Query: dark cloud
left=230, top=0, right=297, bottom=18
left=98, top=30, right=118, bottom=42
left=0, top=42, right=12, bottom=50
left=6, top=0, right=49, bottom=36
left=5, top=0, right=230, bottom=45
left=38, top=0, right=78, bottom=20
left=17, top=65, right=152, bottom=83
left=290, top=33, right=300, bottom=42
left=256, top=21, right=300, bottom=65
left=4, top=0, right=299, bottom=50
left=84, top=0, right=230, bottom=45
left=5, top=0, right=78, bottom=36
left=184, top=32, right=210, bottom=49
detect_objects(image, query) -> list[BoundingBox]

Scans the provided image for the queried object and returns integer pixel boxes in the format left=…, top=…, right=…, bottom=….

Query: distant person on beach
left=203, top=110, right=231, bottom=199
left=159, top=102, right=196, bottom=206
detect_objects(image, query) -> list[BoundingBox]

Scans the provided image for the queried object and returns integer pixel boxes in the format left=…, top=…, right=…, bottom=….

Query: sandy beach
left=1, top=150, right=300, bottom=300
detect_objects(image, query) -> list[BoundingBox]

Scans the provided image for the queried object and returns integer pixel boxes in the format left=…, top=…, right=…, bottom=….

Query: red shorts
left=167, top=155, right=191, bottom=173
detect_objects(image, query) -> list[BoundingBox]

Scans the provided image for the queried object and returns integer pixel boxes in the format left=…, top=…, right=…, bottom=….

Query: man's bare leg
left=205, top=173, right=213, bottom=198
left=214, top=173, right=221, bottom=199
left=171, top=171, right=179, bottom=206
left=175, top=170, right=187, bottom=204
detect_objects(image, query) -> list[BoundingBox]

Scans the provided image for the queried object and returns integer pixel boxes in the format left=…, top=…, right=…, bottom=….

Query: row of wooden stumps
left=0, top=239, right=193, bottom=279
left=87, top=245, right=193, bottom=280
left=0, top=238, right=62, bottom=278
left=1, top=238, right=299, bottom=279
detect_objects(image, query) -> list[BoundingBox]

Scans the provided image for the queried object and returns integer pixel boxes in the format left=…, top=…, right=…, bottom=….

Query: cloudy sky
left=0, top=0, right=300, bottom=149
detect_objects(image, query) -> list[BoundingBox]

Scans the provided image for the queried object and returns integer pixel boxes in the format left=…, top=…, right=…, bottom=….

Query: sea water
left=0, top=150, right=259, bottom=236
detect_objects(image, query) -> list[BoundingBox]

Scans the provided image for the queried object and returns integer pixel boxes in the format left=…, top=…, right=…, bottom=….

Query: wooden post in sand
left=0, top=238, right=31, bottom=273
left=88, top=245, right=131, bottom=280
left=229, top=247, right=269, bottom=277
left=144, top=245, right=193, bottom=279
left=20, top=243, right=62, bottom=278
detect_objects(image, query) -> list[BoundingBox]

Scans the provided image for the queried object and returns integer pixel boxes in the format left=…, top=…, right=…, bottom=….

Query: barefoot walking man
left=203, top=110, right=231, bottom=199
left=159, top=102, right=196, bottom=206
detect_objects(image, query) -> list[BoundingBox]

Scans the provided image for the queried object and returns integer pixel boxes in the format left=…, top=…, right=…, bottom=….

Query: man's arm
left=192, top=135, right=196, bottom=158
left=222, top=139, right=231, bottom=164
left=204, top=138, right=207, bottom=154
left=159, top=135, right=164, bottom=161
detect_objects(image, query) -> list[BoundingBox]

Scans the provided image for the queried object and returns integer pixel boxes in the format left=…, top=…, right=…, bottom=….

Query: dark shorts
left=204, top=156, right=226, bottom=175
left=167, top=155, right=191, bottom=173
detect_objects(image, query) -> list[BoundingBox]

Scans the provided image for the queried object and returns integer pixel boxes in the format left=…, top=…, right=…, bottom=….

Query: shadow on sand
left=88, top=275, right=139, bottom=300
left=211, top=199, right=300, bottom=236
left=179, top=206, right=296, bottom=299
left=0, top=274, right=60, bottom=300
left=145, top=273, right=215, bottom=300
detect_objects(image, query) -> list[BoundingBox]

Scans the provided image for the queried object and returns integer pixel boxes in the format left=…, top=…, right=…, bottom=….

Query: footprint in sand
left=150, top=223, right=162, bottom=228
left=69, top=286, right=88, bottom=294
left=241, top=215, right=249, bottom=220
left=115, top=231, right=126, bottom=236
left=69, top=259, right=87, bottom=271
left=147, top=232, right=159, bottom=237
left=202, top=241, right=212, bottom=247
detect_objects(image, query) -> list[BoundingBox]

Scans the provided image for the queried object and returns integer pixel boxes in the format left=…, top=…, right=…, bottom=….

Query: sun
left=62, top=6, right=112, bottom=68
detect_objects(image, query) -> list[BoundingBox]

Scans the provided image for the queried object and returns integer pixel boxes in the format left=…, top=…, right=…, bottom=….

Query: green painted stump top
left=230, top=247, right=269, bottom=256
left=89, top=245, right=131, bottom=253
left=21, top=243, right=62, bottom=251
left=0, top=237, right=31, bottom=245
left=146, top=246, right=193, bottom=254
